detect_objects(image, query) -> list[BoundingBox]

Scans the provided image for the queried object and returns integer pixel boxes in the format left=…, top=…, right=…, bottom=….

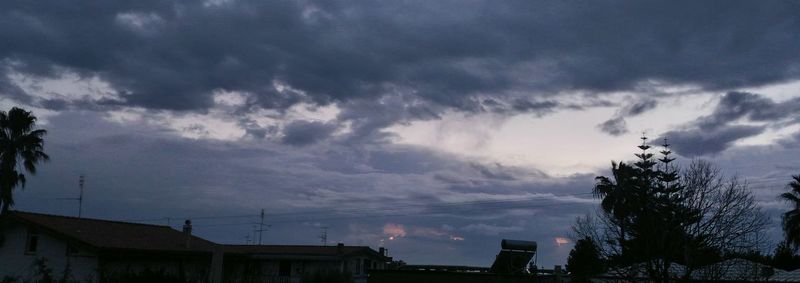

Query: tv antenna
left=319, top=226, right=329, bottom=246
left=256, top=209, right=270, bottom=245
left=57, top=175, right=85, bottom=217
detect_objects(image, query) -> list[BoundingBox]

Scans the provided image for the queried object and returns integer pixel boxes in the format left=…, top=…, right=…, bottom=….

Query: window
left=25, top=232, right=39, bottom=254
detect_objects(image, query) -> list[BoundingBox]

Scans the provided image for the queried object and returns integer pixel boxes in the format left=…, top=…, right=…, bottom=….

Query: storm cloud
left=660, top=91, right=800, bottom=156
left=2, top=0, right=800, bottom=117
left=281, top=120, right=338, bottom=146
left=2, top=0, right=800, bottom=268
left=596, top=98, right=658, bottom=136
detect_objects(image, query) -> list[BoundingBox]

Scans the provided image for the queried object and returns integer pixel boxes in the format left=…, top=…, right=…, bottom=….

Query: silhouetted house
left=593, top=258, right=789, bottom=283
left=693, top=258, right=784, bottom=282
left=770, top=268, right=800, bottom=282
left=0, top=211, right=396, bottom=282
left=222, top=243, right=392, bottom=283
left=0, top=211, right=220, bottom=282
left=368, top=239, right=564, bottom=283
left=592, top=262, right=687, bottom=283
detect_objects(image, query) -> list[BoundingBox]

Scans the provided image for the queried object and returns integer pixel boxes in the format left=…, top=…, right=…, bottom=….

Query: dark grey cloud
left=597, top=117, right=628, bottom=136
left=1, top=0, right=799, bottom=118
left=658, top=91, right=800, bottom=156
left=336, top=95, right=443, bottom=142
left=697, top=91, right=800, bottom=130
left=622, top=99, right=658, bottom=116
left=778, top=130, right=800, bottom=148
left=469, top=163, right=517, bottom=181
left=280, top=120, right=337, bottom=146
left=597, top=98, right=658, bottom=135
left=661, top=125, right=765, bottom=157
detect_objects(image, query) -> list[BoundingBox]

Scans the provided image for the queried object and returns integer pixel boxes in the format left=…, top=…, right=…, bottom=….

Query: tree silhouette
left=577, top=136, right=767, bottom=283
left=567, top=237, right=604, bottom=283
left=0, top=107, right=50, bottom=214
left=781, top=175, right=800, bottom=250
left=772, top=241, right=800, bottom=271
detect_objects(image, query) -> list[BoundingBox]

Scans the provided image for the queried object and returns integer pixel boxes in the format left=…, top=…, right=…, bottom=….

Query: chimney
left=183, top=219, right=193, bottom=248
left=337, top=243, right=344, bottom=254
left=379, top=247, right=386, bottom=256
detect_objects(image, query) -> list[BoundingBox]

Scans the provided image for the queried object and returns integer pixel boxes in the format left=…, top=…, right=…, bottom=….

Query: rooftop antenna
left=258, top=209, right=266, bottom=245
left=252, top=209, right=270, bottom=245
left=78, top=175, right=84, bottom=217
left=57, top=175, right=85, bottom=217
left=320, top=226, right=329, bottom=246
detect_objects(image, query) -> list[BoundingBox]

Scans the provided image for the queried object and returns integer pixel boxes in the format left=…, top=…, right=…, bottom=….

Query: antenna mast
left=57, top=175, right=85, bottom=217
left=320, top=226, right=329, bottom=246
left=78, top=175, right=85, bottom=218
left=258, top=209, right=265, bottom=245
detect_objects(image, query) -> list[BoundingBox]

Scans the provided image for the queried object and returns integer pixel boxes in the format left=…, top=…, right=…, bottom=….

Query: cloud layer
left=661, top=92, right=800, bottom=156
left=3, top=1, right=800, bottom=116
left=2, top=0, right=800, bottom=268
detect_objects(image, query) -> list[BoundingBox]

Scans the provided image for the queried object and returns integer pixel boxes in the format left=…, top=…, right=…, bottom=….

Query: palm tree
left=0, top=107, right=50, bottom=214
left=781, top=175, right=800, bottom=249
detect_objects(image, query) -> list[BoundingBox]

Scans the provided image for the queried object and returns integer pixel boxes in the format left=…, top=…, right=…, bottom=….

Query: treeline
left=566, top=136, right=800, bottom=283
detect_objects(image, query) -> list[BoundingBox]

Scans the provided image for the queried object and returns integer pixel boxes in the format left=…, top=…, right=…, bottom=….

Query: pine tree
left=593, top=136, right=702, bottom=283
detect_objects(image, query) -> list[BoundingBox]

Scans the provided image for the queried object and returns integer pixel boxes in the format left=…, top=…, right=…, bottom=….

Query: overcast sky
left=2, top=0, right=800, bottom=268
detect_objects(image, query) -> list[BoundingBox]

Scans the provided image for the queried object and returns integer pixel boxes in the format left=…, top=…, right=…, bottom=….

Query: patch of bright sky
left=115, top=12, right=164, bottom=36
left=742, top=79, right=800, bottom=103
left=105, top=90, right=341, bottom=141
left=388, top=79, right=800, bottom=177
left=8, top=70, right=121, bottom=102
left=159, top=110, right=246, bottom=140
left=388, top=92, right=713, bottom=176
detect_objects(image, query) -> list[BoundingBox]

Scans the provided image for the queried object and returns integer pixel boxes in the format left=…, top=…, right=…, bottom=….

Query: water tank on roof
left=501, top=239, right=537, bottom=252
left=491, top=239, right=538, bottom=274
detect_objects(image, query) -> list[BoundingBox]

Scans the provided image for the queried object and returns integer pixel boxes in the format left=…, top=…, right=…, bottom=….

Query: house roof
left=597, top=258, right=788, bottom=282
left=598, top=261, right=687, bottom=279
left=2, top=211, right=391, bottom=260
left=770, top=269, right=800, bottom=282
left=4, top=211, right=217, bottom=253
left=223, top=244, right=391, bottom=261
left=693, top=258, right=784, bottom=281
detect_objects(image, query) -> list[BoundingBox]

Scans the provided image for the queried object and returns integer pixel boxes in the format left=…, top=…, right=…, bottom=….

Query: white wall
left=0, top=223, right=98, bottom=282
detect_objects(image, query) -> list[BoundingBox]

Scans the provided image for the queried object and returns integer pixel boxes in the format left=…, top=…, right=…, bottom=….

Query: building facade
left=0, top=211, right=391, bottom=283
left=0, top=211, right=218, bottom=282
left=222, top=244, right=392, bottom=283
